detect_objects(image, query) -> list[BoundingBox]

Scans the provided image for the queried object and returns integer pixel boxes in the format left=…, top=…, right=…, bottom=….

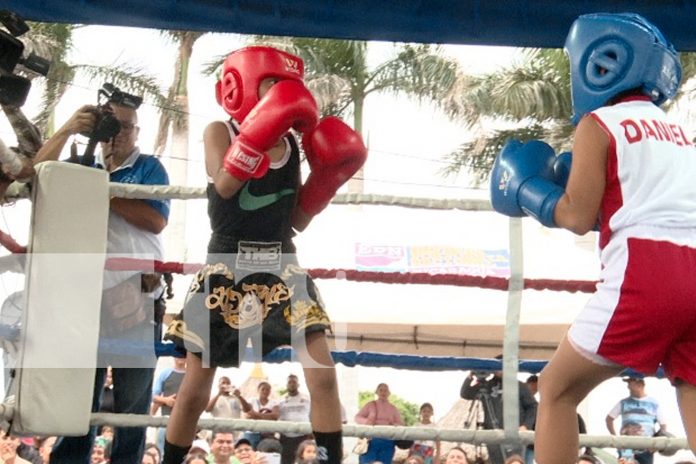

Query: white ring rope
left=4, top=181, right=493, bottom=211
left=0, top=254, right=25, bottom=274
left=109, top=183, right=493, bottom=211
left=88, top=414, right=687, bottom=452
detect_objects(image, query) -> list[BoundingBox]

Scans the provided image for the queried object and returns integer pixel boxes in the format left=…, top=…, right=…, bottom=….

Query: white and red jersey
left=569, top=98, right=696, bottom=383
left=590, top=97, right=696, bottom=249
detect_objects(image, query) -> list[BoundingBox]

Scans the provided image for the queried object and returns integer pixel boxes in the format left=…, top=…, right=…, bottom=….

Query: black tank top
left=207, top=121, right=301, bottom=254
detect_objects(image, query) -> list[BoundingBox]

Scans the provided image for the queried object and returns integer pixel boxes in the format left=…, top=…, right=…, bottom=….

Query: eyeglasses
left=118, top=121, right=137, bottom=132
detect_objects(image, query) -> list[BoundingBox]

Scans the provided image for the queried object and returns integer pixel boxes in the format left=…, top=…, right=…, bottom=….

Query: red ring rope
left=105, top=258, right=597, bottom=293
left=0, top=231, right=598, bottom=293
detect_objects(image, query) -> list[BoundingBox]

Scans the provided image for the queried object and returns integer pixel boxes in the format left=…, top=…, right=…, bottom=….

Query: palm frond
left=440, top=73, right=495, bottom=126
left=202, top=53, right=228, bottom=76
left=368, top=44, right=459, bottom=103
left=440, top=124, right=548, bottom=184
left=34, top=62, right=75, bottom=136
left=74, top=63, right=167, bottom=109
left=305, top=74, right=352, bottom=114
left=670, top=51, right=696, bottom=106
left=492, top=66, right=570, bottom=121
left=25, top=22, right=74, bottom=64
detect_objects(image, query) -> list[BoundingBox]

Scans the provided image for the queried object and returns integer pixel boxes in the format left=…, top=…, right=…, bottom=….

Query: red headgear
left=215, top=46, right=305, bottom=122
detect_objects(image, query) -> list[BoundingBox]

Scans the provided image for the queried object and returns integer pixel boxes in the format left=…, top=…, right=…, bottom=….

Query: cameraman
left=460, top=368, right=537, bottom=464
left=33, top=99, right=170, bottom=464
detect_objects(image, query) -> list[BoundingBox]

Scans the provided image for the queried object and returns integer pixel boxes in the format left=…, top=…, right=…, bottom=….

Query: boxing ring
left=0, top=162, right=688, bottom=456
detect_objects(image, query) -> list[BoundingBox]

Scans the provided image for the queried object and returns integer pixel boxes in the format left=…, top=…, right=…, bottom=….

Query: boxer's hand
left=296, top=116, right=367, bottom=218
left=224, top=80, right=318, bottom=181
left=489, top=139, right=564, bottom=228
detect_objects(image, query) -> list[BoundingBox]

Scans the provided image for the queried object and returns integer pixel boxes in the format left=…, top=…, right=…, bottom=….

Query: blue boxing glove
left=553, top=151, right=572, bottom=187
left=490, top=139, right=564, bottom=227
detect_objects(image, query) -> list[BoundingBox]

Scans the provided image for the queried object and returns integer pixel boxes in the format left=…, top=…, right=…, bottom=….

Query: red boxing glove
left=297, top=116, right=368, bottom=217
left=224, top=80, right=318, bottom=181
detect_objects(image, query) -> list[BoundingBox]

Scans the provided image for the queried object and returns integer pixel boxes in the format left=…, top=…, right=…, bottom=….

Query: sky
left=0, top=24, right=694, bottom=463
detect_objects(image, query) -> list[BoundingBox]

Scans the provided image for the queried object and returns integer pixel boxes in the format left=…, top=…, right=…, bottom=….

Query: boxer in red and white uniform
left=488, top=13, right=696, bottom=464
left=163, top=46, right=367, bottom=464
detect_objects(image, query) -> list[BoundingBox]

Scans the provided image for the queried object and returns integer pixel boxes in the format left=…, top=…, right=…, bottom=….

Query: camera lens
left=93, top=113, right=121, bottom=142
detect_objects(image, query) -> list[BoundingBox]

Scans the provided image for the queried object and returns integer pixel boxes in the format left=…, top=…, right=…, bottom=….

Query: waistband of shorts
left=610, top=224, right=696, bottom=248
left=208, top=233, right=296, bottom=254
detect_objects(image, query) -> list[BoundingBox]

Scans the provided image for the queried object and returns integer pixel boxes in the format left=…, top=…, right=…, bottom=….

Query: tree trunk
left=162, top=32, right=199, bottom=264
left=348, top=88, right=365, bottom=195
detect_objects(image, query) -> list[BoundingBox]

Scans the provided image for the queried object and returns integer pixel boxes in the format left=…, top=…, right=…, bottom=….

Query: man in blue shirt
left=605, top=376, right=668, bottom=464
left=34, top=99, right=170, bottom=464
left=151, top=357, right=187, bottom=451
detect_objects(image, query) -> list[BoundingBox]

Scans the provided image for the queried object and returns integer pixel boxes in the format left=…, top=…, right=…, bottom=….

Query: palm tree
left=151, top=30, right=207, bottom=263
left=440, top=48, right=572, bottom=186
left=441, top=48, right=696, bottom=186
left=153, top=31, right=205, bottom=159
left=286, top=40, right=460, bottom=135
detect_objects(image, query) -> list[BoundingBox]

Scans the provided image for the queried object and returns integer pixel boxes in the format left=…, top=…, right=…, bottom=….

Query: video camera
left=0, top=10, right=50, bottom=107
left=77, top=82, right=143, bottom=166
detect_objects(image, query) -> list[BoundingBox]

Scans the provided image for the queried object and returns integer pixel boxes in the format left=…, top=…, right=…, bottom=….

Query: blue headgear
left=565, top=13, right=681, bottom=125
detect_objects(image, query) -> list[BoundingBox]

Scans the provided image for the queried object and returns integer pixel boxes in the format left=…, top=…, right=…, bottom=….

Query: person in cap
left=188, top=439, right=211, bottom=459
left=605, top=376, right=667, bottom=464
left=162, top=45, right=367, bottom=464
left=488, top=12, right=696, bottom=463
left=234, top=438, right=268, bottom=464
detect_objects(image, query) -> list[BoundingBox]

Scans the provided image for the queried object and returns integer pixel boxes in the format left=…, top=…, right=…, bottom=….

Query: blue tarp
left=4, top=0, right=696, bottom=50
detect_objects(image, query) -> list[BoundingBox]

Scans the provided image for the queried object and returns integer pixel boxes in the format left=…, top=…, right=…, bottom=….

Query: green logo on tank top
left=238, top=183, right=295, bottom=211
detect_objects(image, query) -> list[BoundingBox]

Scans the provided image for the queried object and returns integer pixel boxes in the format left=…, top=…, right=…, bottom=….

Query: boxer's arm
left=205, top=121, right=244, bottom=199
left=554, top=116, right=608, bottom=234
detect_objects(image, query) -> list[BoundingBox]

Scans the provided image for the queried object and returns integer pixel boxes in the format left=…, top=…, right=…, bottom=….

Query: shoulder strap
left=227, top=119, right=240, bottom=136
left=287, top=132, right=299, bottom=154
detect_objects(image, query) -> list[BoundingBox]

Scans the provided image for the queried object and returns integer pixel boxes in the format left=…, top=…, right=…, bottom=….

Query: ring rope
left=101, top=257, right=597, bottom=293
left=108, top=183, right=493, bottom=211
left=0, top=228, right=26, bottom=254
left=85, top=414, right=688, bottom=452
left=0, top=252, right=598, bottom=293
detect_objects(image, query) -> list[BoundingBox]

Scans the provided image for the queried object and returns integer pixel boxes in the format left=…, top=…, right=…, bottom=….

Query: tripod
left=463, top=393, right=487, bottom=464
left=463, top=382, right=522, bottom=464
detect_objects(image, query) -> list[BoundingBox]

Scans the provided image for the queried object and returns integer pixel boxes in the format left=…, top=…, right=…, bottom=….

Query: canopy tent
left=6, top=0, right=696, bottom=50
left=326, top=322, right=565, bottom=361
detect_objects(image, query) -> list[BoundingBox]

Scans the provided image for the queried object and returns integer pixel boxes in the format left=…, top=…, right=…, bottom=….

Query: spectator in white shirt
left=278, top=374, right=312, bottom=464
left=206, top=376, right=243, bottom=438
left=240, top=382, right=280, bottom=449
